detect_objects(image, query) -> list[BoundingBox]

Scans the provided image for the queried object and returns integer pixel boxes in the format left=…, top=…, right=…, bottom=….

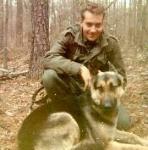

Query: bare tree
left=29, top=0, right=50, bottom=79
left=142, top=0, right=148, bottom=47
left=123, top=0, right=127, bottom=43
left=9, top=0, right=13, bottom=45
left=0, top=0, right=4, bottom=50
left=5, top=0, right=9, bottom=47
left=23, top=0, right=31, bottom=49
left=127, top=0, right=133, bottom=45
left=136, top=0, right=143, bottom=48
left=0, top=0, right=147, bottom=53
left=16, top=0, right=23, bottom=47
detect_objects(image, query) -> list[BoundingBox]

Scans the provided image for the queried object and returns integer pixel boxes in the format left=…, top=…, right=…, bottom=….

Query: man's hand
left=80, top=65, right=92, bottom=91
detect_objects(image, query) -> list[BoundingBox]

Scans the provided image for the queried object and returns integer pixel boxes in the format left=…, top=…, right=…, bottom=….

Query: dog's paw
left=141, top=137, right=148, bottom=146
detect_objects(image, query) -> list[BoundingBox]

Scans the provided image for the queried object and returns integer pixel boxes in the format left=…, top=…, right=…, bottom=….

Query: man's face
left=81, top=11, right=104, bottom=42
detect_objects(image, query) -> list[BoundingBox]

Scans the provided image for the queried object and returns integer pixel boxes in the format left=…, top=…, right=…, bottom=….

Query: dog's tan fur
left=34, top=112, right=80, bottom=150
left=18, top=71, right=148, bottom=150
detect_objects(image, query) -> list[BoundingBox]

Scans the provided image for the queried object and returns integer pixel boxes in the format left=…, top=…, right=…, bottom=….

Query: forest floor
left=0, top=46, right=148, bottom=150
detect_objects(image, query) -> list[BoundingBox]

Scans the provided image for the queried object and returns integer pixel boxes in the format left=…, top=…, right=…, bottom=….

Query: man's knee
left=42, top=69, right=58, bottom=86
left=117, top=104, right=131, bottom=130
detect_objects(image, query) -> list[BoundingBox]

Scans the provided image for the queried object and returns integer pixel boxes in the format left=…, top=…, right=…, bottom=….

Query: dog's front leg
left=114, top=130, right=148, bottom=146
left=80, top=105, right=110, bottom=148
left=71, top=139, right=105, bottom=150
left=106, top=141, right=148, bottom=150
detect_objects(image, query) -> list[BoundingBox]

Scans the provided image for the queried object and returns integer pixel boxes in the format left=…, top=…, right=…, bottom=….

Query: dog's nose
left=102, top=97, right=117, bottom=110
left=103, top=99, right=113, bottom=109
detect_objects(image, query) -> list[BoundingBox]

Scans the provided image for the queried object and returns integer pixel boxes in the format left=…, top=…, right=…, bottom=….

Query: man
left=42, top=2, right=130, bottom=133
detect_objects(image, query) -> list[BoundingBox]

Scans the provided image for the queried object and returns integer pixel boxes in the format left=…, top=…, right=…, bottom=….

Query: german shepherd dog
left=17, top=71, right=148, bottom=150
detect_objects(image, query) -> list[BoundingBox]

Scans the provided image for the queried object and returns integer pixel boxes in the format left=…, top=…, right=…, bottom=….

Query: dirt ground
left=0, top=47, right=148, bottom=150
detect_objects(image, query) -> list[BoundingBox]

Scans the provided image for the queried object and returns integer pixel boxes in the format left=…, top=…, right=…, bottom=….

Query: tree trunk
left=0, top=0, right=4, bottom=50
left=142, top=0, right=148, bottom=47
left=23, top=0, right=32, bottom=50
left=113, top=0, right=117, bottom=36
left=133, top=0, right=137, bottom=44
left=29, top=0, right=50, bottom=79
left=136, top=0, right=143, bottom=49
left=139, top=0, right=148, bottom=50
left=123, top=0, right=127, bottom=44
left=49, top=0, right=56, bottom=42
left=9, top=0, right=13, bottom=46
left=5, top=0, right=9, bottom=47
left=71, top=0, right=80, bottom=24
left=16, top=0, right=23, bottom=47
left=128, top=0, right=133, bottom=45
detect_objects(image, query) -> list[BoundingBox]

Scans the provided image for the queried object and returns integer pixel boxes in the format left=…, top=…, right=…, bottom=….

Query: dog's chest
left=98, top=123, right=116, bottom=141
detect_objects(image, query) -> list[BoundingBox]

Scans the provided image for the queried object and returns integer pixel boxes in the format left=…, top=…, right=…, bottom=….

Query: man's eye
left=95, top=24, right=101, bottom=28
left=86, top=23, right=92, bottom=27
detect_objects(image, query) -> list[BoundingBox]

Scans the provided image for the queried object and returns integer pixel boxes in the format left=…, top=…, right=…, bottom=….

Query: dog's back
left=17, top=104, right=51, bottom=150
left=18, top=103, right=82, bottom=150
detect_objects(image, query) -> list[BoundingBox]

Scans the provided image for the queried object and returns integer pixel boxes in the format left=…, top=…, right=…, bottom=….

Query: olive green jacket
left=43, top=24, right=127, bottom=83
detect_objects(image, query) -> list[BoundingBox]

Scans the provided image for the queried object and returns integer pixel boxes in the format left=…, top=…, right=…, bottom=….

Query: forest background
left=0, top=0, right=148, bottom=149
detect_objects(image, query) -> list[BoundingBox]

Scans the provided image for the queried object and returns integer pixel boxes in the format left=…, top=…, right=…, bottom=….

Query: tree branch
left=105, top=0, right=118, bottom=10
left=0, top=70, right=29, bottom=80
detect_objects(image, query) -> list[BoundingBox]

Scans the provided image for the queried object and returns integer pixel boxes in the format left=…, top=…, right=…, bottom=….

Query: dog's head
left=90, top=71, right=125, bottom=115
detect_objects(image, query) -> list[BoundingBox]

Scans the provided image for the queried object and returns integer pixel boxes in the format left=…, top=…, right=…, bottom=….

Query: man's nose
left=90, top=26, right=97, bottom=33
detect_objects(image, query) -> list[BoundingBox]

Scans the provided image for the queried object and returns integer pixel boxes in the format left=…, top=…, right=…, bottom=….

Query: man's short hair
left=81, top=2, right=105, bottom=21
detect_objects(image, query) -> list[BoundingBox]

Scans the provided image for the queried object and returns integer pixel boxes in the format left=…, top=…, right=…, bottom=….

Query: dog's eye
left=117, top=78, right=121, bottom=86
left=110, top=83, right=118, bottom=89
left=96, top=86, right=104, bottom=92
left=110, top=83, right=118, bottom=90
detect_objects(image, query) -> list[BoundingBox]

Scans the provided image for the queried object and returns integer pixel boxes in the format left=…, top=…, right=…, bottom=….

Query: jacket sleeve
left=107, top=38, right=127, bottom=85
left=43, top=31, right=81, bottom=75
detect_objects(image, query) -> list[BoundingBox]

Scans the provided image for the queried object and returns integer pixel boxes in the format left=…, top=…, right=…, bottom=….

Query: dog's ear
left=116, top=73, right=125, bottom=97
left=117, top=73, right=124, bottom=87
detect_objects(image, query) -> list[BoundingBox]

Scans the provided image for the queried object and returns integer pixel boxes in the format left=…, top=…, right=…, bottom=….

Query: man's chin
left=87, top=37, right=98, bottom=42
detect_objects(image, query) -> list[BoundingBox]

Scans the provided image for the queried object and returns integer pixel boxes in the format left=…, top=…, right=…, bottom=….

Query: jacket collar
left=74, top=29, right=86, bottom=47
left=100, top=32, right=109, bottom=48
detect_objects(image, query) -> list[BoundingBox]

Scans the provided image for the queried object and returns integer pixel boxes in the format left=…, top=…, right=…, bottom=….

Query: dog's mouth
left=102, top=106, right=118, bottom=115
left=92, top=102, right=119, bottom=126
left=92, top=101, right=118, bottom=115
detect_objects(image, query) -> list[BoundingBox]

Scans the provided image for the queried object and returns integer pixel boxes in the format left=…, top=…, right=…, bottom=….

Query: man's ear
left=80, top=22, right=83, bottom=28
left=98, top=70, right=102, bottom=73
left=97, top=70, right=103, bottom=76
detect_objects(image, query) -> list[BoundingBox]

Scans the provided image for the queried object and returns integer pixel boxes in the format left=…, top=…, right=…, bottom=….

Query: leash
left=30, top=85, right=48, bottom=111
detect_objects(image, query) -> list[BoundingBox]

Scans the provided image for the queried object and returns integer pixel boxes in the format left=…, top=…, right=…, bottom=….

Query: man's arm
left=107, top=38, right=127, bottom=85
left=43, top=31, right=81, bottom=75
left=43, top=30, right=92, bottom=88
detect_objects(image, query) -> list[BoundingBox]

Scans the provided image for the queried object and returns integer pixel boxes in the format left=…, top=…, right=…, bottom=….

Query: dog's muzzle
left=102, top=97, right=117, bottom=112
left=92, top=97, right=118, bottom=111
